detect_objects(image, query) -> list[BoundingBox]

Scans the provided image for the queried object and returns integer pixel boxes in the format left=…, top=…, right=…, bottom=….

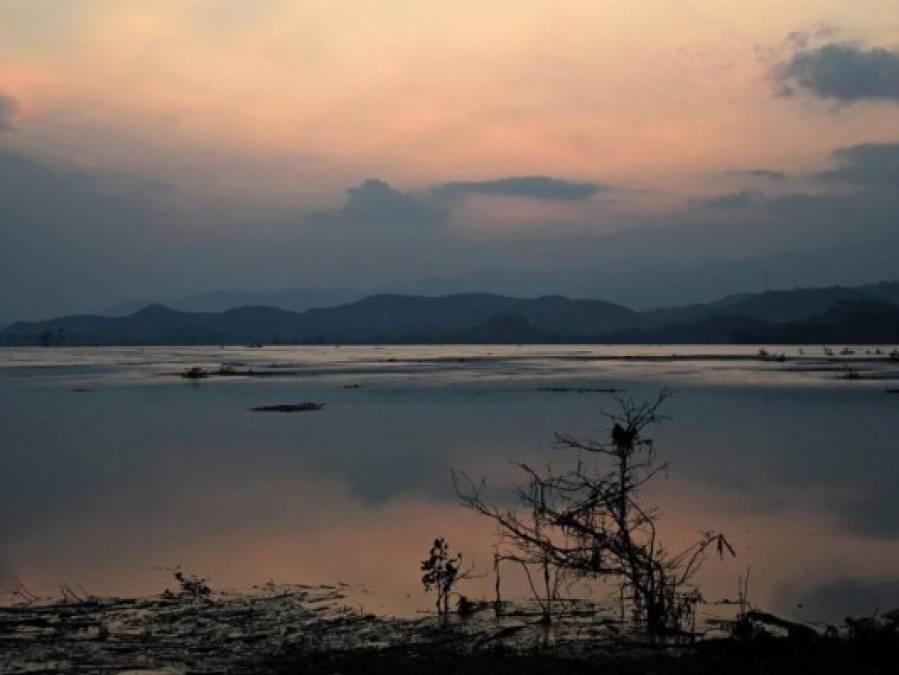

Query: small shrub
left=171, top=567, right=212, bottom=601
left=420, top=537, right=463, bottom=619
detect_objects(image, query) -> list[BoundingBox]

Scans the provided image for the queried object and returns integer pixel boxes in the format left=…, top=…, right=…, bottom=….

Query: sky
left=2, top=0, right=899, bottom=321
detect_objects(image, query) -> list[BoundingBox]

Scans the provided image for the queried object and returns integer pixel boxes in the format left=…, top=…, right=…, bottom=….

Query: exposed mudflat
left=1, top=585, right=394, bottom=673
left=3, top=585, right=898, bottom=674
left=0, top=584, right=662, bottom=674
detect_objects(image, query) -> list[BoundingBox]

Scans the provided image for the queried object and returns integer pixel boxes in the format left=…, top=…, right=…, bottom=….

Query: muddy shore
left=3, top=583, right=898, bottom=674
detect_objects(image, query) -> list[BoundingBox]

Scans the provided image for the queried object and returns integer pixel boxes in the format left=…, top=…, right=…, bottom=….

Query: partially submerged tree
left=454, top=392, right=734, bottom=638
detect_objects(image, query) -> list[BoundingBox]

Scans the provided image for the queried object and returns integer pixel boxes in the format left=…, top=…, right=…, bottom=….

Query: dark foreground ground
left=288, top=638, right=899, bottom=675
left=2, top=584, right=897, bottom=674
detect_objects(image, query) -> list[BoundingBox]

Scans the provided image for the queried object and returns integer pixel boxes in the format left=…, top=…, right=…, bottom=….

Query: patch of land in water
left=250, top=402, right=325, bottom=412
left=535, top=386, right=624, bottom=393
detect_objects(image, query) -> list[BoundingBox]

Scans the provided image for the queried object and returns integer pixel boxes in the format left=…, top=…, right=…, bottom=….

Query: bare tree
left=453, top=392, right=734, bottom=638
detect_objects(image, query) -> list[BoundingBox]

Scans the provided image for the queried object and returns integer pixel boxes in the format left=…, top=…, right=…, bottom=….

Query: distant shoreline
left=3, top=342, right=899, bottom=349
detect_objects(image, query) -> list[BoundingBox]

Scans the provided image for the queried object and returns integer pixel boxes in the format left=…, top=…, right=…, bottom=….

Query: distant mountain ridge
left=3, top=281, right=899, bottom=345
left=101, top=288, right=365, bottom=316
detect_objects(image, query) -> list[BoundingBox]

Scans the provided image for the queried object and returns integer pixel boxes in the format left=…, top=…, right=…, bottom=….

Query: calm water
left=2, top=345, right=899, bottom=622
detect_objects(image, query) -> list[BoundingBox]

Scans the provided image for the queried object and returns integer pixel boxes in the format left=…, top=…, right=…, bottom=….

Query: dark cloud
left=774, top=42, right=899, bottom=102
left=432, top=175, right=603, bottom=201
left=817, top=142, right=899, bottom=186
left=726, top=169, right=787, bottom=180
left=0, top=93, right=18, bottom=131
left=695, top=189, right=764, bottom=209
left=312, top=178, right=447, bottom=227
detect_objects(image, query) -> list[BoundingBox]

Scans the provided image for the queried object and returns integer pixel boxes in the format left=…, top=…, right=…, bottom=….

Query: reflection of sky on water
left=1, top=346, right=898, bottom=620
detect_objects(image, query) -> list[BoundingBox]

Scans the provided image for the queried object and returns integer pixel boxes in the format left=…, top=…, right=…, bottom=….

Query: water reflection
left=1, top=345, right=898, bottom=620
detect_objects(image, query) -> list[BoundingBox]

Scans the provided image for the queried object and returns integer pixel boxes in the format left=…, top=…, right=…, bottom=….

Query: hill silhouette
left=3, top=282, right=899, bottom=345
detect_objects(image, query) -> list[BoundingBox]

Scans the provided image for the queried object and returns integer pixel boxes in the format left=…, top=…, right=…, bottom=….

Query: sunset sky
left=2, top=0, right=899, bottom=320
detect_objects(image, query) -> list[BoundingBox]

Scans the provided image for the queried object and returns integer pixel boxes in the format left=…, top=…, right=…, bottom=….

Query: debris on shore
left=0, top=585, right=623, bottom=674
left=0, top=584, right=341, bottom=673
left=3, top=583, right=898, bottom=674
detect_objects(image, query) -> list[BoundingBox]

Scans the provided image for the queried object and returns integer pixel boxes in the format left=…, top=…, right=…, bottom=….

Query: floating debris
left=536, top=386, right=622, bottom=394
left=250, top=402, right=326, bottom=412
left=178, top=365, right=302, bottom=379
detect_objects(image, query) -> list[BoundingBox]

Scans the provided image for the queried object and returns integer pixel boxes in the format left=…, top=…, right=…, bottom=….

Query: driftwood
left=179, top=366, right=304, bottom=379
left=744, top=610, right=820, bottom=642
left=250, top=402, right=325, bottom=412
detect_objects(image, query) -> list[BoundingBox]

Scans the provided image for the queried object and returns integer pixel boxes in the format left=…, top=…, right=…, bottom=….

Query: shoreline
left=3, top=583, right=897, bottom=674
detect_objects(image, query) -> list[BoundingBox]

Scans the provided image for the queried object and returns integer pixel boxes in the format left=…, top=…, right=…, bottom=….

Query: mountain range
left=100, top=288, right=365, bottom=316
left=4, top=281, right=899, bottom=346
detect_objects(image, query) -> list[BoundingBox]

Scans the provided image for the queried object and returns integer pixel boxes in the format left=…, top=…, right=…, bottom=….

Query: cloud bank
left=308, top=179, right=447, bottom=228
left=433, top=176, right=603, bottom=201
left=775, top=42, right=899, bottom=102
left=696, top=190, right=764, bottom=210
left=818, top=143, right=899, bottom=186
left=726, top=169, right=787, bottom=180
left=341, top=179, right=446, bottom=227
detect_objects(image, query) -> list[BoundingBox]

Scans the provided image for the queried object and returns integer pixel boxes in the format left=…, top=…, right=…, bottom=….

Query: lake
left=2, top=345, right=898, bottom=624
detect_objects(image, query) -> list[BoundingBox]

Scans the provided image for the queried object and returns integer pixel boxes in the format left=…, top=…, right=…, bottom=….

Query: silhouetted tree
left=454, top=392, right=734, bottom=638
left=420, top=537, right=462, bottom=620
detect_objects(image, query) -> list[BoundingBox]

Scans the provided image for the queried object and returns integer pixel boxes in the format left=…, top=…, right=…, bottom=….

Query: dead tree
left=454, top=391, right=734, bottom=638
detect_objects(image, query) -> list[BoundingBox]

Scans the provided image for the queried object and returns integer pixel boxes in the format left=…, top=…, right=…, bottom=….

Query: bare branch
left=452, top=390, right=732, bottom=637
